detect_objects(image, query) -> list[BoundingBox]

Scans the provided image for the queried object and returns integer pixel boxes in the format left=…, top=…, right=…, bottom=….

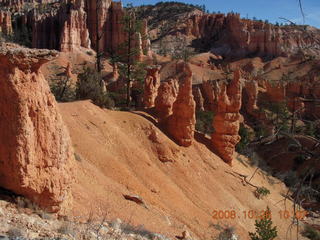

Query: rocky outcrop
left=244, top=79, right=259, bottom=116
left=264, top=80, right=286, bottom=103
left=0, top=0, right=151, bottom=56
left=85, top=0, right=112, bottom=52
left=30, top=0, right=90, bottom=51
left=59, top=0, right=90, bottom=52
left=192, top=86, right=204, bottom=111
left=211, top=70, right=243, bottom=165
left=155, top=78, right=179, bottom=121
left=167, top=64, right=196, bottom=147
left=0, top=10, right=12, bottom=35
left=0, top=45, right=74, bottom=212
left=143, top=66, right=161, bottom=108
left=180, top=13, right=320, bottom=58
left=200, top=80, right=218, bottom=111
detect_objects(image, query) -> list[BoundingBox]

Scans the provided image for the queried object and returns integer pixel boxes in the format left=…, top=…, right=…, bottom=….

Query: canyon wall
left=183, top=13, right=320, bottom=58
left=0, top=0, right=150, bottom=56
left=0, top=45, right=74, bottom=212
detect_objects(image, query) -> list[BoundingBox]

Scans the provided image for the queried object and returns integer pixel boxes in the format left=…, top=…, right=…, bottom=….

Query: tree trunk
left=96, top=0, right=106, bottom=93
left=126, top=18, right=132, bottom=107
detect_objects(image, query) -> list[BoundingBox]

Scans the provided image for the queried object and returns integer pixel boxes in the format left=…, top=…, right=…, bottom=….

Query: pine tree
left=249, top=208, right=278, bottom=240
left=114, top=3, right=146, bottom=107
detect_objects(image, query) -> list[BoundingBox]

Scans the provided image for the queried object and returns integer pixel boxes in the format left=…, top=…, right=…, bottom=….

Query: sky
left=122, top=0, right=320, bottom=28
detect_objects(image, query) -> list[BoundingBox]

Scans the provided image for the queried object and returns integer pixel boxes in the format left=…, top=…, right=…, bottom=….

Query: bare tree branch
left=298, top=0, right=305, bottom=23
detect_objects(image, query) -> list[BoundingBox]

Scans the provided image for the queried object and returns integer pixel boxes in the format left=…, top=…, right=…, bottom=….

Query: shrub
left=302, top=225, right=320, bottom=240
left=76, top=67, right=115, bottom=109
left=236, top=124, right=253, bottom=154
left=253, top=124, right=269, bottom=139
left=249, top=208, right=278, bottom=240
left=50, top=75, right=76, bottom=102
left=305, top=121, right=317, bottom=138
left=255, top=187, right=271, bottom=199
left=195, top=111, right=214, bottom=134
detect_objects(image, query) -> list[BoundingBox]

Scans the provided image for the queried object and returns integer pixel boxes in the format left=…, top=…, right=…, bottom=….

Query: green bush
left=50, top=76, right=75, bottom=102
left=249, top=208, right=278, bottom=240
left=302, top=225, right=320, bottom=240
left=76, top=67, right=115, bottom=109
left=255, top=187, right=271, bottom=199
left=236, top=124, right=253, bottom=153
left=195, top=111, right=214, bottom=134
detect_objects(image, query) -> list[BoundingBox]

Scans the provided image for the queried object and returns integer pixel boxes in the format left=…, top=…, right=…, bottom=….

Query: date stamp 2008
left=212, top=210, right=308, bottom=220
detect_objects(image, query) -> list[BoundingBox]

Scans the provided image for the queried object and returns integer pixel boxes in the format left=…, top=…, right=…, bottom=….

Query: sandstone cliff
left=0, top=44, right=74, bottom=212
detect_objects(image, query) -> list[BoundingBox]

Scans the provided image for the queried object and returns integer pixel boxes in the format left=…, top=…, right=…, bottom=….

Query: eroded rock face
left=0, top=45, right=74, bottom=212
left=167, top=64, right=196, bottom=147
left=0, top=10, right=12, bottom=35
left=183, top=13, right=320, bottom=58
left=143, top=66, right=161, bottom=108
left=85, top=0, right=112, bottom=52
left=192, top=86, right=204, bottom=111
left=155, top=78, right=179, bottom=121
left=264, top=80, right=286, bottom=103
left=244, top=79, right=259, bottom=116
left=0, top=0, right=151, bottom=57
left=211, top=70, right=242, bottom=165
left=59, top=0, right=91, bottom=52
left=30, top=0, right=90, bottom=51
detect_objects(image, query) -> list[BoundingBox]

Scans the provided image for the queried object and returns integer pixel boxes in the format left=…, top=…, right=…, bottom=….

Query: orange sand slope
left=59, top=100, right=305, bottom=240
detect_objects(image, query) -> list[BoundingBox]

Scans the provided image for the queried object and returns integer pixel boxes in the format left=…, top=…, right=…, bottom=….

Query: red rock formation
left=85, top=0, right=112, bottom=52
left=0, top=45, right=74, bottom=212
left=244, top=79, right=259, bottom=115
left=1, top=0, right=151, bottom=56
left=143, top=65, right=161, bottom=108
left=211, top=70, right=243, bottom=165
left=59, top=0, right=90, bottom=52
left=167, top=63, right=196, bottom=147
left=264, top=80, right=286, bottom=103
left=0, top=0, right=56, bottom=11
left=192, top=86, right=204, bottom=111
left=200, top=80, right=218, bottom=111
left=30, top=0, right=90, bottom=51
left=0, top=10, right=12, bottom=35
left=141, top=19, right=152, bottom=57
left=182, top=13, right=320, bottom=58
left=155, top=78, right=179, bottom=121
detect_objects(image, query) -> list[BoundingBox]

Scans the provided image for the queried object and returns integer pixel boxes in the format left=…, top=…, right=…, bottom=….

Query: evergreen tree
left=115, top=3, right=146, bottom=107
left=249, top=207, right=278, bottom=240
